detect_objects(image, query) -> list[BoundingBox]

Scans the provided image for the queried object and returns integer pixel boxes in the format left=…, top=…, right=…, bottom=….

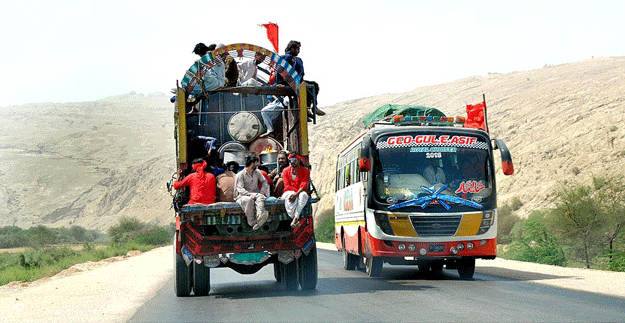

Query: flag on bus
left=464, top=101, right=487, bottom=131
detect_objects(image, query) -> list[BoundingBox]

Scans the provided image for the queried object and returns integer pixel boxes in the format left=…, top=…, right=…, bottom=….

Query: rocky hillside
left=0, top=93, right=175, bottom=231
left=1, top=57, right=624, bottom=231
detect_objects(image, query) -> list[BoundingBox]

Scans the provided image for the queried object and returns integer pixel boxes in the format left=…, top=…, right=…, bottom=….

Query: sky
left=1, top=0, right=624, bottom=107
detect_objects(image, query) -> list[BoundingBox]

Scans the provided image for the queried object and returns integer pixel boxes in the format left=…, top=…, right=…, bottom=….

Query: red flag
left=464, top=101, right=487, bottom=131
left=260, top=23, right=279, bottom=53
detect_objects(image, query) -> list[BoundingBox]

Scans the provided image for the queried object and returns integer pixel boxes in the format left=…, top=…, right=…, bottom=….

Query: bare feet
left=290, top=218, right=301, bottom=228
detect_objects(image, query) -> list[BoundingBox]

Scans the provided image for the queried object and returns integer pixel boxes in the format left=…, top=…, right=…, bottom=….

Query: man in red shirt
left=281, top=153, right=310, bottom=228
left=173, top=158, right=216, bottom=205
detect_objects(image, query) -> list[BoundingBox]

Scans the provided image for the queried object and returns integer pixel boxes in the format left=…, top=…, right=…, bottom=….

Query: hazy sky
left=1, top=0, right=624, bottom=107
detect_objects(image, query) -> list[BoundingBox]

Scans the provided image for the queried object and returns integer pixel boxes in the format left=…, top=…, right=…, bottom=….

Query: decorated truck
left=169, top=44, right=320, bottom=296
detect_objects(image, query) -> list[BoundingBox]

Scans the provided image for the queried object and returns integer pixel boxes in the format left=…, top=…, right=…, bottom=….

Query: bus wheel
left=273, top=262, right=282, bottom=282
left=193, top=261, right=210, bottom=296
left=281, top=260, right=298, bottom=290
left=342, top=236, right=358, bottom=270
left=457, top=258, right=475, bottom=279
left=298, top=245, right=318, bottom=290
left=174, top=241, right=192, bottom=297
left=365, top=256, right=383, bottom=277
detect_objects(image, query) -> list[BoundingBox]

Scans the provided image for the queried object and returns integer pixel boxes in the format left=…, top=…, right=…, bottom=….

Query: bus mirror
left=496, top=139, right=514, bottom=175
left=359, top=157, right=371, bottom=172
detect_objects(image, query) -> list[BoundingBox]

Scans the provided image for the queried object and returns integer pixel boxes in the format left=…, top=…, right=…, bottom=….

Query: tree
left=505, top=211, right=566, bottom=266
left=546, top=177, right=625, bottom=269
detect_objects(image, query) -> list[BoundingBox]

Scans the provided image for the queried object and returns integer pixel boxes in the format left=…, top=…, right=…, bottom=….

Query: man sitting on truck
left=281, top=153, right=310, bottom=228
left=234, top=154, right=270, bottom=230
left=173, top=158, right=217, bottom=205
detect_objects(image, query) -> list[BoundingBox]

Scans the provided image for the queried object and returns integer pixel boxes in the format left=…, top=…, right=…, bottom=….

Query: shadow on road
left=476, top=266, right=574, bottom=282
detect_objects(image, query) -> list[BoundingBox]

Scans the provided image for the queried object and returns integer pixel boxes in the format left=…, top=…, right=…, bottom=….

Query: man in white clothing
left=234, top=154, right=270, bottom=230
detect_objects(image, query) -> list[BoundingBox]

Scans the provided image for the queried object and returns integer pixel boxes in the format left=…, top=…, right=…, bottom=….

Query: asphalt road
left=129, top=248, right=625, bottom=322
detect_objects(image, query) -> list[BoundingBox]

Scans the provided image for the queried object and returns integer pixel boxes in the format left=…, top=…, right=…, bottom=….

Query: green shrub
left=19, top=249, right=44, bottom=268
left=602, top=251, right=625, bottom=272
left=510, top=197, right=524, bottom=211
left=315, top=208, right=335, bottom=243
left=503, top=213, right=567, bottom=266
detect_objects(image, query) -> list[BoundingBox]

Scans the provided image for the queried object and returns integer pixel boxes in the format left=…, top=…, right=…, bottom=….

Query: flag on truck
left=260, top=22, right=279, bottom=53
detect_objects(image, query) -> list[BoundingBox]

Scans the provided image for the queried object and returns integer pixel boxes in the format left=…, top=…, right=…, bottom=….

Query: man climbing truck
left=335, top=102, right=514, bottom=278
left=169, top=44, right=320, bottom=297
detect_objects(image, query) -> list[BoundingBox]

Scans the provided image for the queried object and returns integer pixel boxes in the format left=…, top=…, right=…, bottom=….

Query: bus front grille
left=410, top=215, right=461, bottom=236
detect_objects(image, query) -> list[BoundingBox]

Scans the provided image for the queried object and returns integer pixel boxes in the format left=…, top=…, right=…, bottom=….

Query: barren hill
left=1, top=57, right=624, bottom=231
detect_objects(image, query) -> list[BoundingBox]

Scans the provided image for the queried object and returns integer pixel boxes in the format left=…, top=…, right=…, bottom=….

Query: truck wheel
left=174, top=244, right=192, bottom=297
left=273, top=262, right=282, bottom=282
left=298, top=245, right=318, bottom=290
left=342, top=235, right=358, bottom=270
left=281, top=260, right=298, bottom=290
left=365, top=256, right=383, bottom=277
left=193, top=261, right=211, bottom=296
left=457, top=258, right=476, bottom=279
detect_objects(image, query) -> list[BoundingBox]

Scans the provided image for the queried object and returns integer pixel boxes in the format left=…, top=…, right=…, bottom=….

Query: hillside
left=0, top=92, right=175, bottom=231
left=1, top=57, right=624, bottom=231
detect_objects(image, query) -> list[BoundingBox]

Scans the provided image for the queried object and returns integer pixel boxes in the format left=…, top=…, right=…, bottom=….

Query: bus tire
left=365, top=256, right=383, bottom=277
left=273, top=262, right=282, bottom=282
left=299, top=245, right=318, bottom=290
left=192, top=261, right=210, bottom=296
left=457, top=258, right=475, bottom=279
left=342, top=235, right=358, bottom=270
left=281, top=260, right=298, bottom=290
left=174, top=242, right=192, bottom=297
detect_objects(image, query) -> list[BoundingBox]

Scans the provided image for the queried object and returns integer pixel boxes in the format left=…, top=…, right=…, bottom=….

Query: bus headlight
left=467, top=242, right=474, bottom=250
left=408, top=244, right=416, bottom=251
left=398, top=243, right=406, bottom=251
left=374, top=211, right=395, bottom=235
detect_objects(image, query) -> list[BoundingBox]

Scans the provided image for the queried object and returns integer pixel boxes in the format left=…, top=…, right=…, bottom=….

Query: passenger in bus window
left=423, top=158, right=446, bottom=185
left=281, top=153, right=310, bottom=228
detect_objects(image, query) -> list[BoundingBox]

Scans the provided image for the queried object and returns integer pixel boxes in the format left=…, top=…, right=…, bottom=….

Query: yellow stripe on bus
left=335, top=220, right=366, bottom=227
left=389, top=215, right=418, bottom=237
left=455, top=212, right=482, bottom=236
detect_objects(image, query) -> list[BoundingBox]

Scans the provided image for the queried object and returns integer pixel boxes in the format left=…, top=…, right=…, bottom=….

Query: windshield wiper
left=388, top=185, right=483, bottom=211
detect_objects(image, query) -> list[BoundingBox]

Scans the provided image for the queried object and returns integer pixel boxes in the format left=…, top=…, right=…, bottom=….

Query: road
left=130, top=248, right=625, bottom=322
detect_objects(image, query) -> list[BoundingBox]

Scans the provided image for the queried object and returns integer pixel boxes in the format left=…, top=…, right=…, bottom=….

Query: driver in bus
left=423, top=158, right=446, bottom=185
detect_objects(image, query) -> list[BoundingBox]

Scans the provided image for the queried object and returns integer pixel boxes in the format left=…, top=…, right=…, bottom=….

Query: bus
left=334, top=105, right=513, bottom=278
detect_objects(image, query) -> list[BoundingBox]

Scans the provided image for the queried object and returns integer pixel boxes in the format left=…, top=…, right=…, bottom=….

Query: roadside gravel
left=1, top=243, right=624, bottom=323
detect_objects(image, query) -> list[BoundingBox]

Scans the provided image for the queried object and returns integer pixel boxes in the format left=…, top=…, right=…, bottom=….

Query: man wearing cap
left=234, top=154, right=270, bottom=230
left=173, top=158, right=217, bottom=205
left=281, top=153, right=310, bottom=228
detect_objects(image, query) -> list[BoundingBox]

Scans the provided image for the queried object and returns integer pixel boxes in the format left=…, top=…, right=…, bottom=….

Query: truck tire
left=365, top=256, right=383, bottom=277
left=273, top=262, right=282, bottom=282
left=174, top=242, right=192, bottom=297
left=281, top=260, right=298, bottom=290
left=298, top=245, right=318, bottom=290
left=193, top=261, right=211, bottom=296
left=342, top=235, right=358, bottom=270
left=457, top=258, right=476, bottom=279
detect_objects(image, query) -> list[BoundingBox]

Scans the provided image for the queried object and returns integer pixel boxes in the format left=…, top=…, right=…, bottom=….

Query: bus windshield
left=372, top=133, right=495, bottom=212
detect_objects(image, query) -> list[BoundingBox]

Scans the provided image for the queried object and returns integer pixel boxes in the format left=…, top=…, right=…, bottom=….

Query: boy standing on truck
left=234, top=154, right=270, bottom=230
